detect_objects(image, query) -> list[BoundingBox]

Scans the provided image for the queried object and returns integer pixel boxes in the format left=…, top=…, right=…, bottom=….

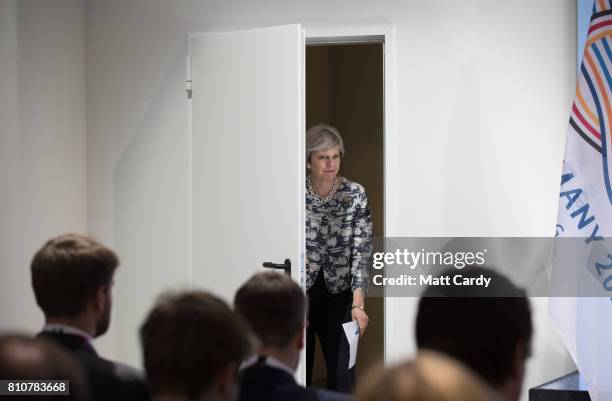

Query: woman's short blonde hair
left=306, top=124, right=345, bottom=162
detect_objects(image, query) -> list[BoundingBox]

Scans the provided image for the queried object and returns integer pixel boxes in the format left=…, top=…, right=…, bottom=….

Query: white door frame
left=304, top=25, right=398, bottom=366
left=186, top=24, right=398, bottom=380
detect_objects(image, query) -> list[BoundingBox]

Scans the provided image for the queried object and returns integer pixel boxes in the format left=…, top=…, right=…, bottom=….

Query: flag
left=551, top=2, right=612, bottom=400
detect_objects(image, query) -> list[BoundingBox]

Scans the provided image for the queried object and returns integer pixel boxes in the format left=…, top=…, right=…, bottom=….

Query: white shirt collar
left=241, top=355, right=295, bottom=377
left=42, top=323, right=93, bottom=342
left=265, top=356, right=295, bottom=376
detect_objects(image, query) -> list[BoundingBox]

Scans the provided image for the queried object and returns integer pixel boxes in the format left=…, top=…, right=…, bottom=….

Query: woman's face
left=308, top=146, right=341, bottom=181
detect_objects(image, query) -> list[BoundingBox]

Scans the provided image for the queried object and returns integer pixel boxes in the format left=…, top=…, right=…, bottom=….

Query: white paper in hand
left=342, top=320, right=360, bottom=369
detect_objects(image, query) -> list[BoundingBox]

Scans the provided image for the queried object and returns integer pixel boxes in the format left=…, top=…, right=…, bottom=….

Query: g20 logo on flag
left=568, top=9, right=612, bottom=204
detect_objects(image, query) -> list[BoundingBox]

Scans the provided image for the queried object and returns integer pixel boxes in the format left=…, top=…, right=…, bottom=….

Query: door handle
left=262, top=259, right=291, bottom=276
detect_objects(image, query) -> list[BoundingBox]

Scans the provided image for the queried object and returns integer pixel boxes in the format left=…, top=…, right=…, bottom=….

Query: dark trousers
left=306, top=272, right=355, bottom=393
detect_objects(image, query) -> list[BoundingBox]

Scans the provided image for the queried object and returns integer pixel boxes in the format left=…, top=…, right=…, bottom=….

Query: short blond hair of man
left=356, top=352, right=493, bottom=401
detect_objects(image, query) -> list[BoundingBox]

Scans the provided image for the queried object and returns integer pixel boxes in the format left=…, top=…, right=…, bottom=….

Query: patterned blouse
left=305, top=176, right=373, bottom=293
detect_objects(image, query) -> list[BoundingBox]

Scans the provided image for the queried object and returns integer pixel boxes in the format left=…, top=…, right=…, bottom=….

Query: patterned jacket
left=306, top=176, right=373, bottom=293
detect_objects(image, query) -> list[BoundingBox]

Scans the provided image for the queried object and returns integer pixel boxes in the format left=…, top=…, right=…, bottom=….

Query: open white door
left=189, top=24, right=305, bottom=380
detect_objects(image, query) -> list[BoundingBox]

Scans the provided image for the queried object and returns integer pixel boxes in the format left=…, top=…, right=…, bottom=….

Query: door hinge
left=186, top=56, right=192, bottom=99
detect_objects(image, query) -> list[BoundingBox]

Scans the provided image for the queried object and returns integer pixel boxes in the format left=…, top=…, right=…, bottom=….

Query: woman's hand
left=352, top=289, right=368, bottom=335
left=352, top=307, right=369, bottom=335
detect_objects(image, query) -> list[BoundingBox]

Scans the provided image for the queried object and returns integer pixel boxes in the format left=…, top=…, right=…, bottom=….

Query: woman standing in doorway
left=305, top=124, right=373, bottom=392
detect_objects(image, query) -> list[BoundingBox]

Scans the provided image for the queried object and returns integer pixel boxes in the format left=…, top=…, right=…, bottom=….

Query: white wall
left=0, top=0, right=574, bottom=399
left=385, top=3, right=578, bottom=400
left=0, top=0, right=87, bottom=334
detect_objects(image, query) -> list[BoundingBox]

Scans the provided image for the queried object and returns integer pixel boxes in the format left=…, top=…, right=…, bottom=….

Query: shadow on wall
left=113, top=43, right=191, bottom=368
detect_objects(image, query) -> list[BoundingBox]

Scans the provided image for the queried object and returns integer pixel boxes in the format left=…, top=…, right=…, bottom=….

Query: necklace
left=308, top=176, right=340, bottom=205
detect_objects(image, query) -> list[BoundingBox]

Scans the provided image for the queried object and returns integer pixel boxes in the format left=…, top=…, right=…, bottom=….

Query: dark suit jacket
left=239, top=359, right=351, bottom=401
left=38, top=331, right=149, bottom=401
left=239, top=363, right=318, bottom=401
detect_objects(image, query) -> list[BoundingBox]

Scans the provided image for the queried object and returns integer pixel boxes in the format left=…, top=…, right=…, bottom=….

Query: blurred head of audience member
left=416, top=267, right=532, bottom=401
left=31, top=233, right=119, bottom=338
left=234, top=271, right=306, bottom=370
left=0, top=334, right=88, bottom=401
left=140, top=291, right=252, bottom=401
left=234, top=272, right=349, bottom=401
left=356, top=352, right=492, bottom=401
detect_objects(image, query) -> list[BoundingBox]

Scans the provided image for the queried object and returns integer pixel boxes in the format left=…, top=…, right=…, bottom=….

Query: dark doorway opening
left=306, top=41, right=385, bottom=386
